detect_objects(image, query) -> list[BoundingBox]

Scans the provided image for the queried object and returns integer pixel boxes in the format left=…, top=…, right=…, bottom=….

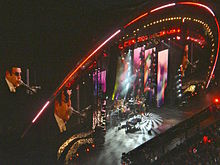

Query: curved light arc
left=30, top=1, right=219, bottom=127
left=123, top=1, right=220, bottom=89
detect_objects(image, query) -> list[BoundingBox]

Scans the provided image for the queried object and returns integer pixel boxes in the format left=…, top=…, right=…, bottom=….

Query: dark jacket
left=0, top=78, right=32, bottom=164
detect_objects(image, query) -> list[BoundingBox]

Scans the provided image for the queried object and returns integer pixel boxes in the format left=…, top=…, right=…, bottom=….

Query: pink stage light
left=55, top=29, right=121, bottom=95
left=206, top=17, right=220, bottom=88
left=124, top=12, right=148, bottom=28
left=31, top=1, right=219, bottom=126
left=176, top=2, right=219, bottom=88
left=150, top=3, right=176, bottom=13
left=32, top=101, right=50, bottom=123
left=178, top=2, right=215, bottom=17
left=31, top=30, right=121, bottom=124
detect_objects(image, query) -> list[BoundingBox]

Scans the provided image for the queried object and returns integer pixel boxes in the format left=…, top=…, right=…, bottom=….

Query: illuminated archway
left=28, top=2, right=219, bottom=133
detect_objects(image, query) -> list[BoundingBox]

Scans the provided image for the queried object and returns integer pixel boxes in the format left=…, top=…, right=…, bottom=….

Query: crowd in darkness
left=158, top=121, right=220, bottom=165
left=122, top=114, right=219, bottom=165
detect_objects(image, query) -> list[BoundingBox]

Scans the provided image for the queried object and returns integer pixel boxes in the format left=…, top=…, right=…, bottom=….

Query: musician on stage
left=54, top=88, right=73, bottom=133
left=0, top=64, right=29, bottom=164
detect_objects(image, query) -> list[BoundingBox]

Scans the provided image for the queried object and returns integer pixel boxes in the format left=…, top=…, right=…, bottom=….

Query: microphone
left=68, top=107, right=85, bottom=118
left=19, top=80, right=37, bottom=94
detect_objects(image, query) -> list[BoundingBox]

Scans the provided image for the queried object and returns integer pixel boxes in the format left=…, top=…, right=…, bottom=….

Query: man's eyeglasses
left=13, top=72, right=22, bottom=77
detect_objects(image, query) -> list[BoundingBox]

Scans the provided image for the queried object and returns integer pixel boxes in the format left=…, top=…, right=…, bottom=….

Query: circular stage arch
left=30, top=1, right=220, bottom=127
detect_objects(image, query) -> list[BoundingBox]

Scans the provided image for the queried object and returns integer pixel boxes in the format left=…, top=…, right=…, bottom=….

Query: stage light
left=214, top=98, right=219, bottom=104
left=124, top=12, right=148, bottom=28
left=178, top=2, right=215, bottom=16
left=203, top=135, right=208, bottom=144
left=150, top=3, right=176, bottom=13
left=193, top=148, right=197, bottom=154
left=32, top=101, right=50, bottom=123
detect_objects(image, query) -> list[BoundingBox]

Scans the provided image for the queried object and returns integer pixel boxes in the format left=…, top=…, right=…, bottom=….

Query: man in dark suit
left=0, top=64, right=30, bottom=164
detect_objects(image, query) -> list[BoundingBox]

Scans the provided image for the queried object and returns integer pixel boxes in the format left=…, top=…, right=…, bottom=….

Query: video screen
left=181, top=44, right=202, bottom=94
left=144, top=48, right=155, bottom=93
left=112, top=50, right=133, bottom=100
left=93, top=70, right=106, bottom=96
left=133, top=47, right=142, bottom=71
left=157, top=49, right=168, bottom=107
left=133, top=46, right=144, bottom=95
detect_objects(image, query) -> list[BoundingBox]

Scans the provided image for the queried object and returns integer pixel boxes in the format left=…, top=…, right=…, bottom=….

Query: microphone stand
left=19, top=80, right=37, bottom=94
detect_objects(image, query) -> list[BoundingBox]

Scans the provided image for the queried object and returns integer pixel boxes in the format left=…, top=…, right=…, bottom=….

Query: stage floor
left=69, top=89, right=219, bottom=165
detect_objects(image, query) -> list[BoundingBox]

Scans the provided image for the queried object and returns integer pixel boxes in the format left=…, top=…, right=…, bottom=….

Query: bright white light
left=32, top=101, right=50, bottom=123
left=150, top=3, right=176, bottom=13
left=126, top=84, right=129, bottom=91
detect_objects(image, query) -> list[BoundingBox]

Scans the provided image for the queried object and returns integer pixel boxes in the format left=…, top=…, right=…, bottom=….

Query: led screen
left=157, top=49, right=168, bottom=107
left=133, top=47, right=143, bottom=95
left=112, top=50, right=134, bottom=100
left=144, top=48, right=155, bottom=93
left=93, top=70, right=106, bottom=96
left=133, top=47, right=142, bottom=71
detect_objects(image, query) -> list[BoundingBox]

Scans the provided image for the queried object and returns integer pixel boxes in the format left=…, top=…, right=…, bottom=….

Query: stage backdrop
left=157, top=49, right=169, bottom=107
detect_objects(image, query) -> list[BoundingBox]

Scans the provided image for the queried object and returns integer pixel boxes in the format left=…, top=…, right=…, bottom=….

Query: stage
left=67, top=89, right=219, bottom=165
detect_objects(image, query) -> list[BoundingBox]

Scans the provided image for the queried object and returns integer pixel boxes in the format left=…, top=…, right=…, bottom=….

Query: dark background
left=0, top=0, right=219, bottom=92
